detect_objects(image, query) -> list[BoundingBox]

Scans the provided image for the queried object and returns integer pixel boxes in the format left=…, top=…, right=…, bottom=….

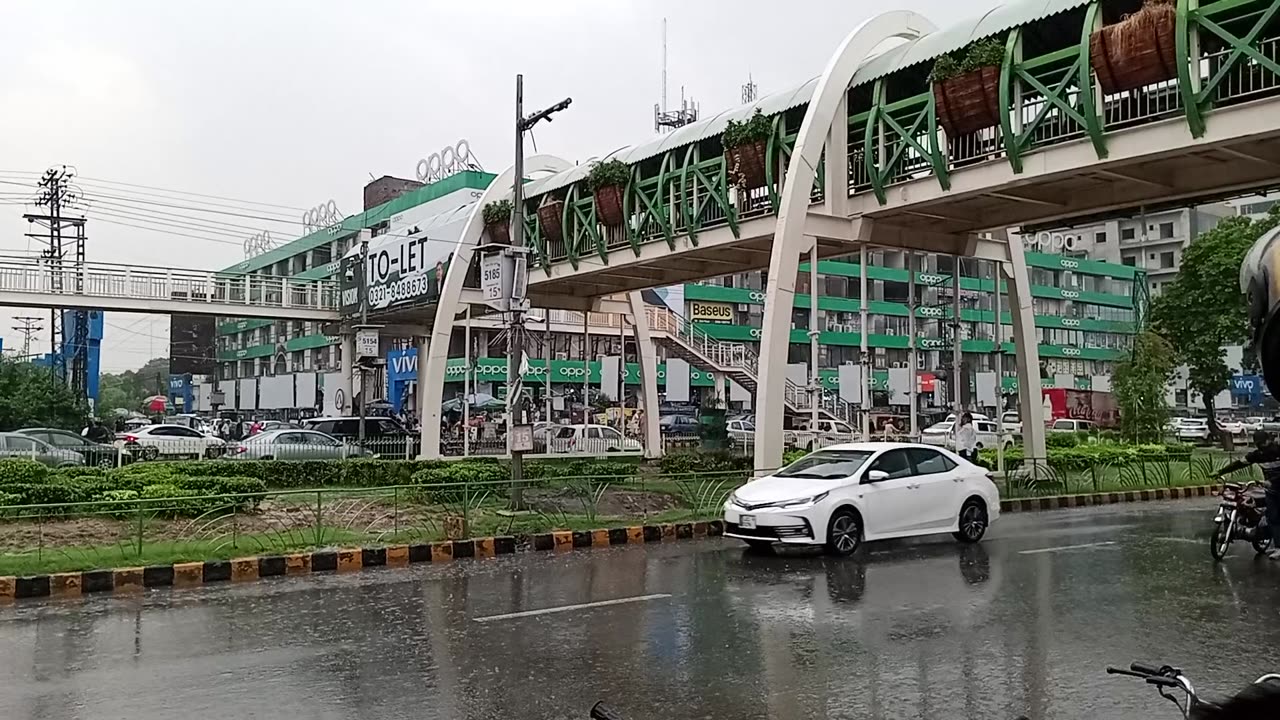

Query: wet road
left=2, top=499, right=1279, bottom=720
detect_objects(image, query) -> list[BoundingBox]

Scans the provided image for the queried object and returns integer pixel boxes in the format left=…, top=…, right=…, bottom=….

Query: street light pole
left=358, top=237, right=369, bottom=444
left=508, top=74, right=571, bottom=507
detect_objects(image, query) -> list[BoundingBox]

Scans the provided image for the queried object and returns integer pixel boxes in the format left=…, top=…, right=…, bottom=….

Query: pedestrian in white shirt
left=955, top=412, right=979, bottom=463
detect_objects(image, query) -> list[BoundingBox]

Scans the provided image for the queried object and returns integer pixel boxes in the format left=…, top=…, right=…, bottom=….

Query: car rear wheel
left=141, top=446, right=159, bottom=461
left=953, top=499, right=988, bottom=543
left=96, top=456, right=115, bottom=469
left=825, top=508, right=862, bottom=556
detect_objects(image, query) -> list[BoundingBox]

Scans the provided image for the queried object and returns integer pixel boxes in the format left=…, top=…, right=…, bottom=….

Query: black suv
left=300, top=416, right=418, bottom=458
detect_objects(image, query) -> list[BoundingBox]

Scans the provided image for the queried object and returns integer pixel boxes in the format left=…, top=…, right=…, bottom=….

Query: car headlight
left=775, top=491, right=829, bottom=509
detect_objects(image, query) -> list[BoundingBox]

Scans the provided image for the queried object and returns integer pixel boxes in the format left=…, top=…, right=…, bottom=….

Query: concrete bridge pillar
left=1002, top=250, right=1047, bottom=460
left=628, top=292, right=664, bottom=459
left=339, top=334, right=355, bottom=416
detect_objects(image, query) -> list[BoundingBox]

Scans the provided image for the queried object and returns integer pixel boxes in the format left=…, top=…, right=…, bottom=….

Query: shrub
left=1045, top=433, right=1080, bottom=449
left=586, top=159, right=630, bottom=192
left=659, top=450, right=752, bottom=477
left=53, top=466, right=109, bottom=480
left=411, top=462, right=508, bottom=504
left=482, top=199, right=512, bottom=225
left=782, top=449, right=808, bottom=466
left=929, top=37, right=1006, bottom=83
left=0, top=459, right=49, bottom=486
left=723, top=108, right=772, bottom=149
left=4, top=481, right=93, bottom=508
left=525, top=458, right=638, bottom=482
left=0, top=491, right=21, bottom=509
left=97, top=489, right=141, bottom=519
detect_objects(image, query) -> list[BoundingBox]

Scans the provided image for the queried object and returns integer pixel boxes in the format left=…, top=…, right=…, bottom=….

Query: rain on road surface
left=2, top=500, right=1279, bottom=720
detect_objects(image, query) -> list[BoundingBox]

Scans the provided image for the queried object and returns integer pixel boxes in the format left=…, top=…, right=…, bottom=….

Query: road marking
left=1153, top=537, right=1203, bottom=545
left=472, top=594, right=672, bottom=623
left=1019, top=541, right=1117, bottom=555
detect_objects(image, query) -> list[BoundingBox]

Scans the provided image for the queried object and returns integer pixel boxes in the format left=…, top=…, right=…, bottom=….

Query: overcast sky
left=1, top=0, right=981, bottom=373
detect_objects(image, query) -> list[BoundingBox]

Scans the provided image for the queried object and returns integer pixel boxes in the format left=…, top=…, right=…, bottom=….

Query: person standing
left=955, top=412, right=979, bottom=464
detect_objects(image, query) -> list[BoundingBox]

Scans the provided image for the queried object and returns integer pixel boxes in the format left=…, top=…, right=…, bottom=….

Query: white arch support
left=419, top=155, right=572, bottom=459
left=755, top=11, right=937, bottom=470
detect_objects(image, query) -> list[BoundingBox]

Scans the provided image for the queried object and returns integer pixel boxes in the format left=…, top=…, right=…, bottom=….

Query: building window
left=1095, top=231, right=1106, bottom=243
left=1159, top=222, right=1175, bottom=239
left=1122, top=255, right=1136, bottom=266
left=1121, top=227, right=1136, bottom=240
left=1160, top=251, right=1175, bottom=269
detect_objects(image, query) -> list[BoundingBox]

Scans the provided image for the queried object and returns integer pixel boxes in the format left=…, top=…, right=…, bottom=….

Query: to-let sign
left=689, top=301, right=734, bottom=323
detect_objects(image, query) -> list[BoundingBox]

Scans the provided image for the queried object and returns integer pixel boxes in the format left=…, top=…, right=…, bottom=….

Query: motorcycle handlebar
left=1146, top=676, right=1182, bottom=688
left=1131, top=663, right=1163, bottom=675
left=590, top=702, right=624, bottom=720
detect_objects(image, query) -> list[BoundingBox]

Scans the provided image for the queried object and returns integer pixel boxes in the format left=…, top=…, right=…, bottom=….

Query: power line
left=11, top=316, right=44, bottom=358
left=0, top=169, right=309, bottom=212
left=90, top=217, right=245, bottom=247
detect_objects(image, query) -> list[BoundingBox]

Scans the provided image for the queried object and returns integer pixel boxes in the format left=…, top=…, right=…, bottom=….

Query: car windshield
left=775, top=450, right=873, bottom=480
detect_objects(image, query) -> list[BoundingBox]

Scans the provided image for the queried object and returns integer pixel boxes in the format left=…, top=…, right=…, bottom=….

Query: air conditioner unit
left=555, top=352, right=569, bottom=361
left=736, top=304, right=750, bottom=312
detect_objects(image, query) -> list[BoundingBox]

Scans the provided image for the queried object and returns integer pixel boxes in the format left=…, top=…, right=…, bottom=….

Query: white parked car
left=1000, top=411, right=1022, bottom=435
left=117, top=424, right=227, bottom=460
left=1048, top=418, right=1096, bottom=433
left=1244, top=416, right=1267, bottom=432
left=549, top=424, right=642, bottom=454
left=920, top=419, right=1009, bottom=450
left=1217, top=419, right=1247, bottom=437
left=1175, top=418, right=1210, bottom=442
left=794, top=418, right=857, bottom=450
left=723, top=443, right=1000, bottom=555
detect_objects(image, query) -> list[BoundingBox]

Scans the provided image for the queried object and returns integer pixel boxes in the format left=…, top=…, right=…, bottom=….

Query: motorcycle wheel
left=1253, top=536, right=1272, bottom=555
left=1211, top=522, right=1234, bottom=561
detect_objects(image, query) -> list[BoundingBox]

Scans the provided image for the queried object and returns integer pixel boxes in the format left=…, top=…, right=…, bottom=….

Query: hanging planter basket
left=1089, top=1, right=1177, bottom=95
left=484, top=219, right=510, bottom=244
left=933, top=65, right=1003, bottom=137
left=537, top=198, right=565, bottom=244
left=726, top=139, right=768, bottom=190
left=594, top=185, right=625, bottom=226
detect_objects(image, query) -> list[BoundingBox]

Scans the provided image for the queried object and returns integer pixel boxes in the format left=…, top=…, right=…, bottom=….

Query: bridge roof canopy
left=523, top=0, right=1089, bottom=200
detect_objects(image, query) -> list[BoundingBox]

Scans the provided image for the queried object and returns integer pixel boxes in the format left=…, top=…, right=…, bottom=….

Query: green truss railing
left=521, top=0, right=1280, bottom=272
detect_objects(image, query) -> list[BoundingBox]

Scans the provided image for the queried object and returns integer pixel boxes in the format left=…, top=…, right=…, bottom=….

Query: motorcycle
left=1211, top=479, right=1271, bottom=560
left=1108, top=660, right=1280, bottom=718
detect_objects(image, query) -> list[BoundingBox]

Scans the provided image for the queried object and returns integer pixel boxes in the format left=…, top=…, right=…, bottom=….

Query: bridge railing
left=0, top=259, right=339, bottom=312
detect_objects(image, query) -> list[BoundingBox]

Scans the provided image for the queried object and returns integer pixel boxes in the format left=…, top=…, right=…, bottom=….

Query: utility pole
left=11, top=317, right=43, bottom=359
left=509, top=74, right=571, bottom=506
left=23, top=166, right=86, bottom=397
left=952, top=255, right=964, bottom=417
left=358, top=237, right=370, bottom=443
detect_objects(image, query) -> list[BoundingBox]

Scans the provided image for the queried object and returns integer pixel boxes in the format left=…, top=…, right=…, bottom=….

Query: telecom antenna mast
left=654, top=18, right=699, bottom=132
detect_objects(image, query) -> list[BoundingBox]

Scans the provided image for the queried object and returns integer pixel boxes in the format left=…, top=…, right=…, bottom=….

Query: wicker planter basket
left=726, top=139, right=768, bottom=189
left=485, top=219, right=510, bottom=245
left=537, top=199, right=565, bottom=244
left=594, top=185, right=625, bottom=226
left=933, top=65, right=1003, bottom=137
left=1089, top=1, right=1177, bottom=95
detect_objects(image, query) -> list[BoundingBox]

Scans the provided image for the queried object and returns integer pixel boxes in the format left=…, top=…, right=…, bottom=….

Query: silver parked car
left=226, top=429, right=373, bottom=460
left=0, top=432, right=85, bottom=468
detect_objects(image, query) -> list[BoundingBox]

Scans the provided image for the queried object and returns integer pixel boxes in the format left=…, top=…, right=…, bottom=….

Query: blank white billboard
left=237, top=378, right=258, bottom=411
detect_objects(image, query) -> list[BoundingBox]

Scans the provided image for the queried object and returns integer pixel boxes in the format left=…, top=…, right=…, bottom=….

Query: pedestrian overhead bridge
left=422, top=0, right=1280, bottom=467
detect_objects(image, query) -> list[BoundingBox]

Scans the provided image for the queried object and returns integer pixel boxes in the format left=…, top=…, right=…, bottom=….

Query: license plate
left=739, top=515, right=757, bottom=529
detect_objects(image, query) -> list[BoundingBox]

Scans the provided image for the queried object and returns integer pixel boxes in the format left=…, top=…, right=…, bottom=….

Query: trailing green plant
left=482, top=199, right=512, bottom=225
left=722, top=109, right=772, bottom=149
left=586, top=158, right=630, bottom=192
left=928, top=38, right=1006, bottom=83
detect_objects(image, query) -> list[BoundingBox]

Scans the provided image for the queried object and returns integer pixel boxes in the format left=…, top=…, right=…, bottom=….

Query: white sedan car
left=724, top=442, right=1000, bottom=555
left=117, top=424, right=227, bottom=460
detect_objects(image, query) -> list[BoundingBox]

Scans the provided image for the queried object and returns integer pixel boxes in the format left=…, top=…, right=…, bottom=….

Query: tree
left=0, top=360, right=88, bottom=431
left=1152, top=208, right=1280, bottom=435
left=97, top=357, right=170, bottom=413
left=1111, top=331, right=1176, bottom=442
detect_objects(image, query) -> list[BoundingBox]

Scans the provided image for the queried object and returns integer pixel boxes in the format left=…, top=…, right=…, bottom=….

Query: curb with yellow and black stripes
left=0, top=520, right=725, bottom=602
left=0, top=487, right=1218, bottom=602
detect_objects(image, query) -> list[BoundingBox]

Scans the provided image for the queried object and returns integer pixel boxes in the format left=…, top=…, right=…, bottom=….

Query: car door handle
left=907, top=483, right=920, bottom=490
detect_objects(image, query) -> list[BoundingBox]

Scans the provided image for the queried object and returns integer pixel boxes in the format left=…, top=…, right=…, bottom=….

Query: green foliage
left=782, top=448, right=808, bottom=466
left=526, top=458, right=640, bottom=482
left=1112, top=331, right=1176, bottom=442
left=411, top=461, right=507, bottom=504
left=0, top=359, right=88, bottom=431
left=96, top=357, right=169, bottom=415
left=1045, top=432, right=1081, bottom=449
left=1153, top=208, right=1280, bottom=429
left=586, top=158, right=630, bottom=193
left=658, top=450, right=752, bottom=477
left=0, top=459, right=49, bottom=485
left=722, top=109, right=772, bottom=150
left=928, top=38, right=1006, bottom=83
left=980, top=441, right=1197, bottom=471
left=482, top=199, right=512, bottom=225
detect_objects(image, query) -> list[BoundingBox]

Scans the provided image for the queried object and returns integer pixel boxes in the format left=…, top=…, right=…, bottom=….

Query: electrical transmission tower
left=11, top=316, right=43, bottom=359
left=23, top=166, right=88, bottom=396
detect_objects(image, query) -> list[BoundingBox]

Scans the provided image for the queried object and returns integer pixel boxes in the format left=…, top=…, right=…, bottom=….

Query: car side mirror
left=864, top=469, right=889, bottom=484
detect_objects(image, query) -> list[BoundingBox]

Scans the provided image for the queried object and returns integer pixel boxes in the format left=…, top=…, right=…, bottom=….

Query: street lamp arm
left=520, top=98, right=573, bottom=131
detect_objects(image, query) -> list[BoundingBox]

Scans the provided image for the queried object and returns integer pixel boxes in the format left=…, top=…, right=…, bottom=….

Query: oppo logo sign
left=918, top=273, right=945, bottom=285
left=919, top=306, right=945, bottom=318
left=1023, top=231, right=1080, bottom=253
left=1060, top=259, right=1080, bottom=269
left=1061, top=318, right=1081, bottom=327
left=919, top=338, right=946, bottom=349
left=559, top=367, right=588, bottom=378
left=1062, top=347, right=1082, bottom=357
left=1061, top=290, right=1081, bottom=299
left=749, top=328, right=762, bottom=339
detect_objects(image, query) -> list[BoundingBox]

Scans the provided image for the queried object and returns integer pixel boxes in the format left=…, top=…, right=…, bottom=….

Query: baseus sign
left=689, top=301, right=734, bottom=323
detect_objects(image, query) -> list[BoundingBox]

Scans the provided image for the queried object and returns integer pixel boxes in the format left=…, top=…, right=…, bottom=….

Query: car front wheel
left=825, top=508, right=862, bottom=556
left=953, top=499, right=988, bottom=543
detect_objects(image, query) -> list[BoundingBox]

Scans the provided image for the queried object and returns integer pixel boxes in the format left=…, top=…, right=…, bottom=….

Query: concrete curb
left=0, top=520, right=726, bottom=603
left=999, top=484, right=1215, bottom=513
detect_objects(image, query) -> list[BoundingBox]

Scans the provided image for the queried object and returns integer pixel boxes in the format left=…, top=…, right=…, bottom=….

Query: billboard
left=689, top=300, right=734, bottom=323
left=340, top=203, right=473, bottom=316
left=169, top=314, right=217, bottom=375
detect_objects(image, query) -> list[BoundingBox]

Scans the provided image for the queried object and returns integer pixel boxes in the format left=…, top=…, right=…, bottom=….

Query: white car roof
left=809, top=441, right=949, bottom=452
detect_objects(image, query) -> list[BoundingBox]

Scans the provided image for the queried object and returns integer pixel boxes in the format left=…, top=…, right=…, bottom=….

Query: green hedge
left=980, top=442, right=1199, bottom=471
left=658, top=451, right=752, bottom=477
left=0, top=459, right=49, bottom=485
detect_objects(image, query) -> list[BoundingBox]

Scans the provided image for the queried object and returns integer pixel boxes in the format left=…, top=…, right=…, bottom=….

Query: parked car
left=549, top=424, right=643, bottom=454
left=117, top=424, right=227, bottom=461
left=1244, top=416, right=1267, bottom=432
left=1000, top=411, right=1022, bottom=434
left=920, top=419, right=1008, bottom=450
left=17, top=427, right=132, bottom=469
left=794, top=418, right=857, bottom=449
left=0, top=432, right=85, bottom=467
left=1217, top=418, right=1247, bottom=437
left=227, top=429, right=373, bottom=460
left=1175, top=417, right=1211, bottom=442
left=727, top=419, right=755, bottom=446
left=1048, top=418, right=1096, bottom=433
left=723, top=443, right=999, bottom=555
left=302, top=416, right=417, bottom=457
left=659, top=414, right=701, bottom=437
